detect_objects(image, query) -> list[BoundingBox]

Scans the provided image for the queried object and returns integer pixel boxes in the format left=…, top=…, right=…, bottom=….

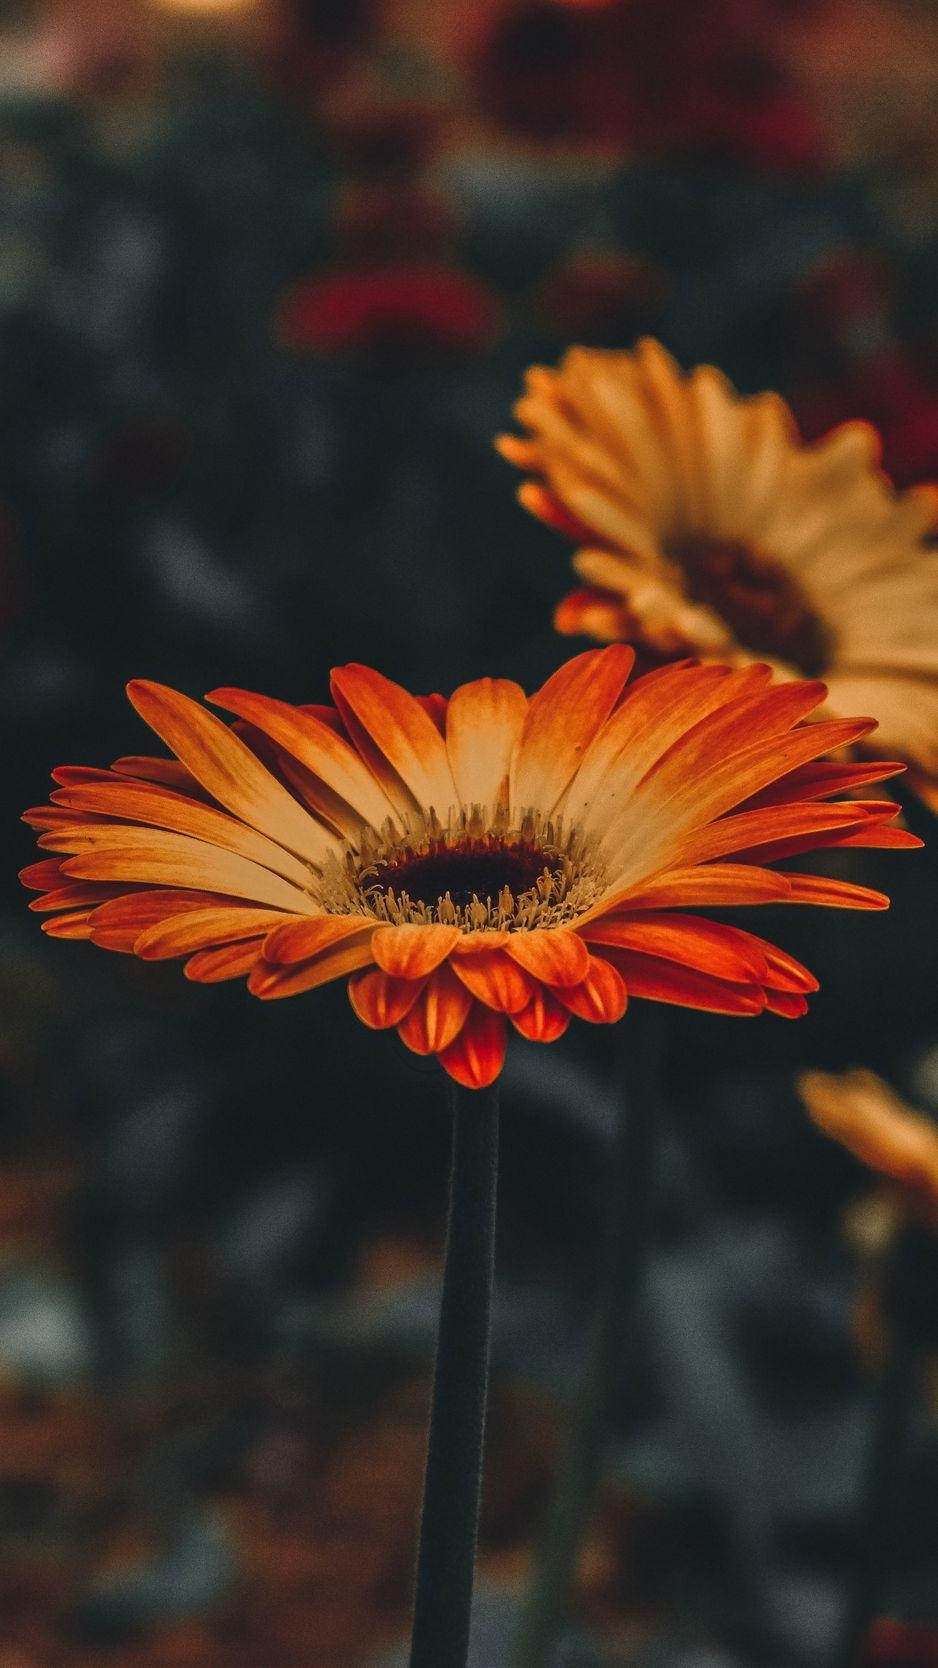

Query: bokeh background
left=2, top=1, right=938, bottom=1663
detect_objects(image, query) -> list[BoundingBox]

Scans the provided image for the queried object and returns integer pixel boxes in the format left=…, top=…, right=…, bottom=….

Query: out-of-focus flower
left=863, top=1617, right=938, bottom=1666
left=21, top=652, right=917, bottom=1087
left=276, top=262, right=501, bottom=358
left=500, top=337, right=938, bottom=806
left=469, top=0, right=827, bottom=171
left=799, top=1068, right=938, bottom=1225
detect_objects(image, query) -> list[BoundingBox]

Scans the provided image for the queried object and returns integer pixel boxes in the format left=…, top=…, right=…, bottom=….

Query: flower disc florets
left=321, top=805, right=606, bottom=932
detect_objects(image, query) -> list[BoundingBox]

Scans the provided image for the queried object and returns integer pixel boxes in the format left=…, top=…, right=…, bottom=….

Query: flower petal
left=603, top=948, right=765, bottom=1015
left=584, top=863, right=792, bottom=916
left=449, top=946, right=535, bottom=1013
left=445, top=678, right=527, bottom=811
left=372, top=923, right=460, bottom=979
left=510, top=645, right=635, bottom=815
left=347, top=967, right=427, bottom=1029
left=28, top=883, right=132, bottom=913
left=48, top=781, right=313, bottom=887
left=330, top=663, right=458, bottom=815
left=111, top=755, right=207, bottom=796
left=783, top=872, right=890, bottom=909
left=262, top=913, right=369, bottom=967
left=764, top=991, right=809, bottom=1018
left=58, top=827, right=314, bottom=912
left=185, top=940, right=264, bottom=983
left=580, top=912, right=770, bottom=984
left=41, top=910, right=97, bottom=939
left=437, top=1004, right=508, bottom=1088
left=397, top=962, right=474, bottom=1054
left=20, top=858, right=68, bottom=891
left=135, top=908, right=293, bottom=961
left=248, top=927, right=376, bottom=999
left=505, top=928, right=590, bottom=986
left=554, top=955, right=628, bottom=1023
left=89, top=890, right=239, bottom=951
left=207, top=687, right=397, bottom=830
left=126, top=681, right=335, bottom=866
left=510, top=985, right=571, bottom=1042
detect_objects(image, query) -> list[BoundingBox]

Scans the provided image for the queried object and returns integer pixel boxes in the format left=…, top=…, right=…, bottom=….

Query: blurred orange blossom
left=22, top=650, right=919, bottom=1088
left=499, top=337, right=938, bottom=809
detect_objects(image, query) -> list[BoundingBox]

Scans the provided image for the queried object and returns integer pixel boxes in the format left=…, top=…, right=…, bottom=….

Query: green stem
left=833, top=1328, right=918, bottom=1668
left=510, top=1013, right=659, bottom=1668
left=408, top=1079, right=500, bottom=1668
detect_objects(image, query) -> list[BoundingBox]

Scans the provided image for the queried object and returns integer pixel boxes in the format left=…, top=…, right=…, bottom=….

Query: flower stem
left=408, top=1078, right=500, bottom=1668
left=834, top=1326, right=919, bottom=1668
left=510, top=1013, right=659, bottom=1668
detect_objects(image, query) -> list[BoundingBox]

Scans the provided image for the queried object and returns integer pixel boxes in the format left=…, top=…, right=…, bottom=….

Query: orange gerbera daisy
left=21, top=650, right=919, bottom=1089
left=498, top=337, right=938, bottom=806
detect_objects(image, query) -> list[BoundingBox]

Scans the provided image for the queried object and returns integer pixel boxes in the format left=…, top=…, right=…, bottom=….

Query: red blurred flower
left=864, top=1619, right=938, bottom=1667
left=470, top=0, right=828, bottom=172
left=277, top=263, right=501, bottom=358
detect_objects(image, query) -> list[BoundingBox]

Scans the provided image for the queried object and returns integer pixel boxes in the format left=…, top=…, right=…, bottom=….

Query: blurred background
left=2, top=1, right=938, bottom=1663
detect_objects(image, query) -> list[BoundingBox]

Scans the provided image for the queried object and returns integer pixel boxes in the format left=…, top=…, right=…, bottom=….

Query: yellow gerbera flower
left=22, top=650, right=918, bottom=1089
left=499, top=337, right=938, bottom=807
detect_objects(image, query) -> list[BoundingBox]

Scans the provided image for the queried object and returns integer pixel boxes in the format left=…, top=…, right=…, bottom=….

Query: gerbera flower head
left=498, top=337, right=938, bottom=806
left=22, top=650, right=919, bottom=1089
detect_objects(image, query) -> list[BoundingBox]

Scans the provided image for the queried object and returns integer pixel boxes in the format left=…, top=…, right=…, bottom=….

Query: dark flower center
left=364, top=837, right=560, bottom=910
left=671, top=534, right=832, bottom=676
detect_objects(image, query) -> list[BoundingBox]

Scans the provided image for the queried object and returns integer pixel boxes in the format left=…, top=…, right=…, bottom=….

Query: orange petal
left=554, top=586, right=634, bottom=643
left=41, top=910, right=97, bottom=939
left=783, top=872, right=890, bottom=909
left=126, top=681, right=334, bottom=866
left=673, top=800, right=884, bottom=866
left=397, top=962, right=474, bottom=1054
left=604, top=949, right=765, bottom=1015
left=89, top=889, right=237, bottom=951
left=581, top=913, right=769, bottom=984
left=505, top=928, right=590, bottom=986
left=588, top=864, right=792, bottom=915
left=511, top=645, right=635, bottom=815
left=135, top=908, right=292, bottom=960
left=739, top=759, right=906, bottom=811
left=418, top=693, right=448, bottom=735
left=437, top=1004, right=508, bottom=1088
left=347, top=967, right=427, bottom=1029
left=510, top=985, right=571, bottom=1042
left=330, top=663, right=458, bottom=815
left=111, top=755, right=207, bottom=796
left=514, top=479, right=595, bottom=541
left=449, top=946, right=535, bottom=1013
left=48, top=781, right=313, bottom=887
left=263, top=913, right=371, bottom=966
left=19, top=858, right=67, bottom=890
left=207, top=687, right=396, bottom=830
left=29, top=883, right=138, bottom=913
left=59, top=827, right=313, bottom=912
left=764, top=991, right=809, bottom=1018
left=185, top=940, right=264, bottom=983
left=445, top=677, right=527, bottom=810
left=23, top=806, right=103, bottom=830
left=372, top=923, right=460, bottom=979
left=554, top=956, right=628, bottom=1023
left=248, top=926, right=376, bottom=999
